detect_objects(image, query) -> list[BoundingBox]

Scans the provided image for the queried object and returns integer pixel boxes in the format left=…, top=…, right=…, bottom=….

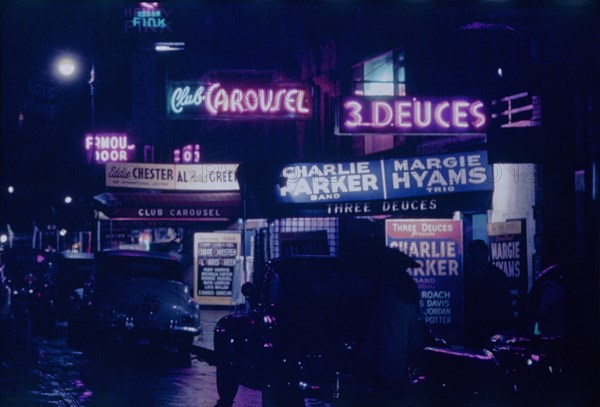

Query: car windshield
left=96, top=255, right=184, bottom=282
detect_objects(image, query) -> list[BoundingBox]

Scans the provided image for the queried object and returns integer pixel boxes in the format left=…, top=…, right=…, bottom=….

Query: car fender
left=214, top=314, right=254, bottom=358
left=214, top=313, right=264, bottom=387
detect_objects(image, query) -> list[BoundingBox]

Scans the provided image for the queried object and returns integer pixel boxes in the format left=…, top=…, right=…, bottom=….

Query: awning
left=93, top=192, right=241, bottom=221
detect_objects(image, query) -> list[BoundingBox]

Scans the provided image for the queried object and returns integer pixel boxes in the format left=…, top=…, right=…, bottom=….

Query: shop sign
left=85, top=133, right=136, bottom=164
left=111, top=207, right=234, bottom=219
left=105, top=162, right=239, bottom=191
left=488, top=219, right=528, bottom=320
left=173, top=144, right=201, bottom=163
left=276, top=151, right=493, bottom=204
left=194, top=232, right=241, bottom=306
left=337, top=96, right=487, bottom=135
left=166, top=81, right=311, bottom=120
left=123, top=4, right=173, bottom=34
left=386, top=219, right=464, bottom=344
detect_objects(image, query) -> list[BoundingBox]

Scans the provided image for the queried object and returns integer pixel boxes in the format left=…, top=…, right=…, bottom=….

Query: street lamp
left=56, top=57, right=77, bottom=77
left=53, top=53, right=99, bottom=251
left=54, top=54, right=96, bottom=164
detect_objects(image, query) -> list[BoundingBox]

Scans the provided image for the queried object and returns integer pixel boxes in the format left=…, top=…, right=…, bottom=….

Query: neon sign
left=84, top=133, right=135, bottom=164
left=338, top=97, right=487, bottom=135
left=173, top=144, right=201, bottom=163
left=167, top=81, right=311, bottom=120
left=123, top=3, right=172, bottom=33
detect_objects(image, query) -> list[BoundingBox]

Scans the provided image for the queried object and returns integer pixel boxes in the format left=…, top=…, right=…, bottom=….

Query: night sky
left=2, top=1, right=599, bottom=232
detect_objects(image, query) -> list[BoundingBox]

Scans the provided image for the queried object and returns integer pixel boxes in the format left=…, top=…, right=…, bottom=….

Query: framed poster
left=193, top=232, right=241, bottom=306
left=386, top=219, right=464, bottom=344
left=488, top=219, right=528, bottom=320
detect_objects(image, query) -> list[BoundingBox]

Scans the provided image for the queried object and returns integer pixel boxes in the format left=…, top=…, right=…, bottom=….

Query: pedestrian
left=357, top=243, right=434, bottom=407
left=463, top=239, right=513, bottom=348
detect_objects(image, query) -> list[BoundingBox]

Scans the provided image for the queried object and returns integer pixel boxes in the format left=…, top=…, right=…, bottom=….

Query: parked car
left=404, top=263, right=594, bottom=406
left=67, top=250, right=201, bottom=356
left=214, top=255, right=425, bottom=407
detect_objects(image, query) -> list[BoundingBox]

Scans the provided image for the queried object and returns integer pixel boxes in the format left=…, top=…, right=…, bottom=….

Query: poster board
left=386, top=219, right=464, bottom=344
left=488, top=219, right=528, bottom=320
left=193, top=232, right=241, bottom=306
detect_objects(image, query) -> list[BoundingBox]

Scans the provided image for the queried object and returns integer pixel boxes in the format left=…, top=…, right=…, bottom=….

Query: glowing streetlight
left=59, top=229, right=67, bottom=237
left=0, top=234, right=7, bottom=244
left=64, top=196, right=73, bottom=204
left=57, top=57, right=77, bottom=77
left=8, top=186, right=14, bottom=194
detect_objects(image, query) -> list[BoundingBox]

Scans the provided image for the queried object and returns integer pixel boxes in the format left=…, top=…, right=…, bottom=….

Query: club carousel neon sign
left=167, top=81, right=311, bottom=120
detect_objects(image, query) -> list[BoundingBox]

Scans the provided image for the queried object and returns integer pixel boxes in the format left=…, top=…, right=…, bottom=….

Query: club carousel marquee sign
left=167, top=81, right=311, bottom=120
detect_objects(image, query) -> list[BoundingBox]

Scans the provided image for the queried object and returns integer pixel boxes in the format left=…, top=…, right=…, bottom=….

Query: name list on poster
left=386, top=219, right=463, bottom=338
left=198, top=242, right=237, bottom=296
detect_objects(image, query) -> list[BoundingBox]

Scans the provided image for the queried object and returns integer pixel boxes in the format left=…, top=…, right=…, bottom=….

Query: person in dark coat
left=463, top=239, right=513, bottom=348
left=355, top=242, right=433, bottom=406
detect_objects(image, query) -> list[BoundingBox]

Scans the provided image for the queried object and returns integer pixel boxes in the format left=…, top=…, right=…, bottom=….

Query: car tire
left=216, top=361, right=240, bottom=406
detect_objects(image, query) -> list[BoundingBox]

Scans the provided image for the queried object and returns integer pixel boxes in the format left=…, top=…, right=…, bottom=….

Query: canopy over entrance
left=93, top=192, right=241, bottom=221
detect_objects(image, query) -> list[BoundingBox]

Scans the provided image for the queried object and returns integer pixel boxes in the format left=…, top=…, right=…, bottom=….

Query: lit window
left=354, top=48, right=406, bottom=96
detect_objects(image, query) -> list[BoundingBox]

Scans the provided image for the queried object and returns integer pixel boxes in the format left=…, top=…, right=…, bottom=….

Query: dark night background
left=2, top=2, right=597, bottom=232
left=0, top=2, right=599, bottom=406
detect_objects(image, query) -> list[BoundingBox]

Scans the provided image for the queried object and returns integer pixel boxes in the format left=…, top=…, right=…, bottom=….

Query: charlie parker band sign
left=276, top=151, right=493, bottom=205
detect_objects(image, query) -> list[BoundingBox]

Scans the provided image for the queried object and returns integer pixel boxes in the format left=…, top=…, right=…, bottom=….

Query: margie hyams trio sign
left=338, top=96, right=487, bottom=134
left=276, top=151, right=493, bottom=204
left=167, top=81, right=311, bottom=120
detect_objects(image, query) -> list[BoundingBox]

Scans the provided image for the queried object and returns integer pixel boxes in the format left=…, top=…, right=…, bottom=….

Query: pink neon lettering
left=344, top=101, right=363, bottom=127
left=230, top=89, right=243, bottom=112
left=414, top=101, right=432, bottom=127
left=452, top=101, right=470, bottom=128
left=203, top=84, right=309, bottom=116
left=434, top=102, right=450, bottom=128
left=296, top=90, right=309, bottom=114
left=470, top=101, right=486, bottom=127
left=373, top=101, right=393, bottom=127
left=245, top=89, right=259, bottom=112
left=284, top=89, right=298, bottom=113
left=259, top=89, right=274, bottom=112
left=213, top=88, right=228, bottom=113
left=270, top=89, right=286, bottom=112
left=85, top=135, right=128, bottom=151
left=205, top=83, right=221, bottom=115
left=395, top=101, right=412, bottom=128
left=343, top=98, right=486, bottom=131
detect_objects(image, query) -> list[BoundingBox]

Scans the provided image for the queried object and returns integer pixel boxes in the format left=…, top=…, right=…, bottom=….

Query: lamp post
left=55, top=56, right=96, bottom=164
left=54, top=54, right=99, bottom=252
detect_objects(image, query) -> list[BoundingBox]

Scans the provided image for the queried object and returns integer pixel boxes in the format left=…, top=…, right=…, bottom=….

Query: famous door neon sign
left=84, top=133, right=135, bottom=163
left=338, top=96, right=487, bottom=135
left=167, top=81, right=311, bottom=120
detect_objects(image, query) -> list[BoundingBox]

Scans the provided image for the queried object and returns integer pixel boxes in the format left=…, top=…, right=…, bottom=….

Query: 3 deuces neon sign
left=338, top=96, right=487, bottom=135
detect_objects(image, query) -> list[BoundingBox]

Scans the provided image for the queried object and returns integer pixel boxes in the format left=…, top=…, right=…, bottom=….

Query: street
left=0, top=316, right=261, bottom=407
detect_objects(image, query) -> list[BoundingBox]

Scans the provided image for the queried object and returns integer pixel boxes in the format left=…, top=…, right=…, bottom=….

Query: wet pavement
left=0, top=316, right=261, bottom=407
